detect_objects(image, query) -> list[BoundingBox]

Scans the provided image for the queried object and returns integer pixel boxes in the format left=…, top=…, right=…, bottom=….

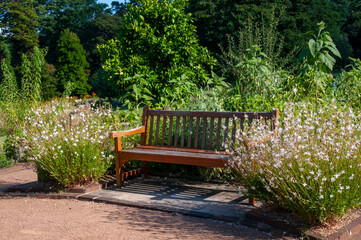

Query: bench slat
left=181, top=116, right=186, bottom=147
left=187, top=117, right=193, bottom=148
left=194, top=117, right=200, bottom=148
left=148, top=115, right=154, bottom=145
left=208, top=117, right=214, bottom=149
left=140, top=106, right=149, bottom=145
left=223, top=118, right=229, bottom=149
left=167, top=116, right=173, bottom=146
left=231, top=117, right=236, bottom=144
left=155, top=115, right=160, bottom=145
left=147, top=110, right=274, bottom=119
left=174, top=116, right=180, bottom=147
left=161, top=116, right=167, bottom=146
left=201, top=117, right=207, bottom=149
left=215, top=118, right=222, bottom=149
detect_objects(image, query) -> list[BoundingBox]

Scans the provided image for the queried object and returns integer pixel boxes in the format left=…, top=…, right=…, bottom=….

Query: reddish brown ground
left=0, top=198, right=297, bottom=240
left=0, top=165, right=297, bottom=240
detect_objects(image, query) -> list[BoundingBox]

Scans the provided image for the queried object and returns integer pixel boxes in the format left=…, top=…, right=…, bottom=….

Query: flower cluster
left=227, top=102, right=361, bottom=225
left=20, top=99, right=126, bottom=187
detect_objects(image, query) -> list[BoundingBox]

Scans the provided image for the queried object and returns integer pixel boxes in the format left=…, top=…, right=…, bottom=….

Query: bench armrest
left=110, top=126, right=145, bottom=138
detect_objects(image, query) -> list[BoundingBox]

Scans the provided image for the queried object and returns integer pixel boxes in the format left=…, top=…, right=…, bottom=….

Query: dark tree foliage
left=80, top=12, right=121, bottom=73
left=36, top=0, right=109, bottom=64
left=55, top=29, right=91, bottom=95
left=342, top=0, right=361, bottom=59
left=187, top=0, right=347, bottom=63
left=0, top=0, right=39, bottom=64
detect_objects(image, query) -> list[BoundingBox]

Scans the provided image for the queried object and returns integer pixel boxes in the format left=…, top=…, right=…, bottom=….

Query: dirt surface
left=0, top=198, right=295, bottom=240
left=0, top=165, right=298, bottom=240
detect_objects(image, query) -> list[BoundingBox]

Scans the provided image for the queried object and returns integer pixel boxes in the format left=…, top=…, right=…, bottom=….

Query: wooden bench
left=110, top=107, right=279, bottom=205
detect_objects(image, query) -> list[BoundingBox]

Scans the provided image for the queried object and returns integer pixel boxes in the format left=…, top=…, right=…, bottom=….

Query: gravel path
left=0, top=198, right=293, bottom=240
left=0, top=165, right=297, bottom=239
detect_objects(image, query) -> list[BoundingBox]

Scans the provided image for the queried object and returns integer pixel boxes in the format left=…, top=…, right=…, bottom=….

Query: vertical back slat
left=154, top=115, right=160, bottom=145
left=140, top=106, right=149, bottom=145
left=194, top=117, right=200, bottom=148
left=201, top=117, right=207, bottom=149
left=187, top=117, right=193, bottom=148
left=231, top=117, right=236, bottom=143
left=161, top=116, right=167, bottom=146
left=180, top=116, right=186, bottom=147
left=215, top=118, right=222, bottom=149
left=240, top=118, right=244, bottom=131
left=223, top=118, right=229, bottom=148
left=208, top=117, right=215, bottom=149
left=167, top=116, right=173, bottom=146
left=174, top=116, right=180, bottom=147
left=148, top=115, right=154, bottom=145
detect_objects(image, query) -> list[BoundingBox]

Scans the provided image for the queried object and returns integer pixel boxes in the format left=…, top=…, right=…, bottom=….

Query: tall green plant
left=20, top=47, right=46, bottom=102
left=0, top=59, right=18, bottom=102
left=298, top=22, right=341, bottom=75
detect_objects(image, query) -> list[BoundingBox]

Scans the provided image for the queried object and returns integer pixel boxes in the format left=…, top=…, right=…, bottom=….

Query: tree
left=80, top=12, right=121, bottom=73
left=36, top=0, right=109, bottom=64
left=342, top=0, right=361, bottom=59
left=55, top=29, right=90, bottom=95
left=0, top=0, right=39, bottom=63
left=187, top=0, right=346, bottom=64
left=98, top=0, right=216, bottom=104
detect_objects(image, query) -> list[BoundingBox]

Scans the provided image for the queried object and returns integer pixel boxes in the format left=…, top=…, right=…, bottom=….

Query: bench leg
left=141, top=161, right=148, bottom=179
left=116, top=160, right=125, bottom=187
left=249, top=197, right=256, bottom=206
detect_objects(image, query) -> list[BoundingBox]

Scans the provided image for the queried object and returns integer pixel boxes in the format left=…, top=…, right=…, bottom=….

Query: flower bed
left=227, top=102, right=361, bottom=226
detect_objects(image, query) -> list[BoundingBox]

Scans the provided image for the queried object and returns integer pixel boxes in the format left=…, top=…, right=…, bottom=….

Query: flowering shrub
left=227, top=102, right=361, bottom=225
left=21, top=99, right=132, bottom=187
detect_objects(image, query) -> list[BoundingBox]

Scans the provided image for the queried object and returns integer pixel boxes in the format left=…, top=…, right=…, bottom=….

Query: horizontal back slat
left=147, top=110, right=274, bottom=119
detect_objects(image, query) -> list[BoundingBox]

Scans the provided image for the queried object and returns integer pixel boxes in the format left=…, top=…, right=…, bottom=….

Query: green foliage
left=336, top=58, right=361, bottom=106
left=36, top=0, right=109, bottom=64
left=219, top=15, right=295, bottom=82
left=20, top=47, right=46, bottom=102
left=223, top=45, right=290, bottom=112
left=0, top=0, right=39, bottom=62
left=98, top=0, right=216, bottom=107
left=342, top=0, right=361, bottom=59
left=0, top=59, right=18, bottom=102
left=298, top=22, right=341, bottom=75
left=55, top=29, right=91, bottom=96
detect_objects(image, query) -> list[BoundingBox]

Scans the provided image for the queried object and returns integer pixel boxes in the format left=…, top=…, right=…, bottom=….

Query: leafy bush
left=98, top=0, right=216, bottom=107
left=227, top=102, right=361, bottom=225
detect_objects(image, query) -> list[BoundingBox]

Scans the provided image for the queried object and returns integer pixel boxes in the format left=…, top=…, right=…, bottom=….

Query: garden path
left=0, top=165, right=296, bottom=239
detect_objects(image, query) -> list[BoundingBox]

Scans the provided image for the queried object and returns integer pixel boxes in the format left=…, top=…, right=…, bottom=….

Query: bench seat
left=120, top=146, right=229, bottom=168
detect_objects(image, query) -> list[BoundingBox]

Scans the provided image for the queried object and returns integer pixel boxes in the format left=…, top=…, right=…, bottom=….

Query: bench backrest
left=140, top=107, right=279, bottom=151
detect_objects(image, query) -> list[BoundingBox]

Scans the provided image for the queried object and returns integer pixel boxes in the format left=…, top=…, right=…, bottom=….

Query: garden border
left=246, top=208, right=361, bottom=240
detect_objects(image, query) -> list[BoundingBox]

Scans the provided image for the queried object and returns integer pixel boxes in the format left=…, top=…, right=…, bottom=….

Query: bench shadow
left=108, top=181, right=249, bottom=204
